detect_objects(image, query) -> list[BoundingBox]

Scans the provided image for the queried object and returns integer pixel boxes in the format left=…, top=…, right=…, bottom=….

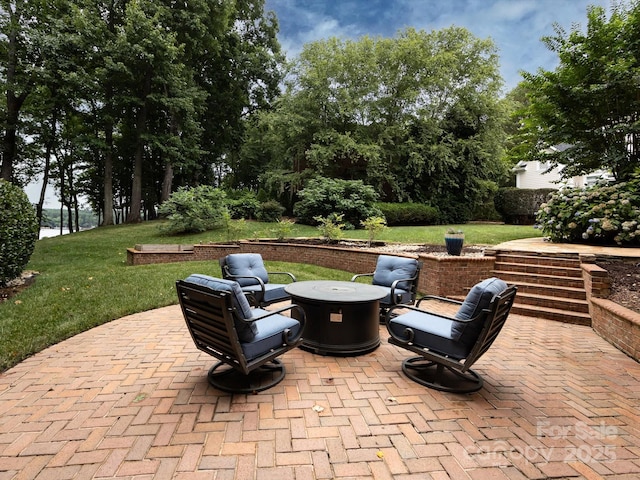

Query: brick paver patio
left=1, top=303, right=640, bottom=479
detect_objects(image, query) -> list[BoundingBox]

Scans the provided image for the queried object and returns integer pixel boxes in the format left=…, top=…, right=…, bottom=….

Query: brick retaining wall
left=582, top=260, right=640, bottom=362
left=127, top=241, right=495, bottom=297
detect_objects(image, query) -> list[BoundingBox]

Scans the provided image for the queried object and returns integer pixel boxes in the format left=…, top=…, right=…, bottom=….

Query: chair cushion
left=225, top=254, right=270, bottom=287
left=451, top=277, right=508, bottom=346
left=388, top=311, right=471, bottom=359
left=241, top=309, right=302, bottom=360
left=183, top=274, right=257, bottom=342
left=241, top=284, right=290, bottom=305
left=372, top=255, right=418, bottom=291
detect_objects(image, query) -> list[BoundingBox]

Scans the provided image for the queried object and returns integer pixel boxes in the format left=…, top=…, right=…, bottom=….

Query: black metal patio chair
left=351, top=254, right=422, bottom=322
left=385, top=277, right=517, bottom=393
left=176, top=274, right=305, bottom=393
left=219, top=253, right=296, bottom=307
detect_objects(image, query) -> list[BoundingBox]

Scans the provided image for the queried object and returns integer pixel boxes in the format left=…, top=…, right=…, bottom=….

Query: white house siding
left=514, top=161, right=563, bottom=189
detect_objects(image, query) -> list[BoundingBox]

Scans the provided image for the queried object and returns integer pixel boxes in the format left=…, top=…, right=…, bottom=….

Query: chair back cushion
left=225, top=253, right=269, bottom=287
left=372, top=255, right=418, bottom=290
left=451, top=277, right=507, bottom=346
left=184, top=274, right=257, bottom=341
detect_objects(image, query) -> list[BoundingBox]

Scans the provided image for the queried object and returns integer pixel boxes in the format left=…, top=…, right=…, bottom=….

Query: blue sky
left=264, top=0, right=614, bottom=92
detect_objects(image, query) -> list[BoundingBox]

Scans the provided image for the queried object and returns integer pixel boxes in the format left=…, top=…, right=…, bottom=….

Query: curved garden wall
left=127, top=240, right=496, bottom=298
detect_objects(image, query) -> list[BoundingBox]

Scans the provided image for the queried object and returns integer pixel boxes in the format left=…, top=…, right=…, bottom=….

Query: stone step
left=493, top=270, right=586, bottom=290
left=495, top=252, right=581, bottom=269
left=511, top=303, right=591, bottom=325
left=494, top=261, right=583, bottom=278
left=506, top=281, right=587, bottom=300
left=515, top=292, right=590, bottom=314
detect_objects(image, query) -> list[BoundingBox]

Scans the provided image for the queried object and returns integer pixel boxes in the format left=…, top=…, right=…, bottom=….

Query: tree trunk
left=126, top=74, right=152, bottom=223
left=101, top=125, right=115, bottom=226
left=161, top=161, right=173, bottom=203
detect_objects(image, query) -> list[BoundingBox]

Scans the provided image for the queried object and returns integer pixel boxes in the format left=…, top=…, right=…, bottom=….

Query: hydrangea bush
left=535, top=173, right=640, bottom=245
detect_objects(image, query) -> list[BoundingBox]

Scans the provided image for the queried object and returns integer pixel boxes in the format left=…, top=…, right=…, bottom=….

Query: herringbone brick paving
left=1, top=304, right=639, bottom=479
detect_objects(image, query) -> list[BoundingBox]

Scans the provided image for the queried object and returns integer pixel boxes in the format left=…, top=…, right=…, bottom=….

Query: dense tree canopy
left=243, top=27, right=508, bottom=222
left=0, top=0, right=282, bottom=226
left=520, top=3, right=640, bottom=182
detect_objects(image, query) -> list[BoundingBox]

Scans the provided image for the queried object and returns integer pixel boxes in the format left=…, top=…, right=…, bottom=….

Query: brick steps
left=493, top=251, right=590, bottom=325
left=511, top=303, right=591, bottom=325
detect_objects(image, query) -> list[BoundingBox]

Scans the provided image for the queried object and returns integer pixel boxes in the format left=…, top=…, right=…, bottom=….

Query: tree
left=0, top=0, right=53, bottom=183
left=245, top=27, right=507, bottom=222
left=521, top=3, right=640, bottom=182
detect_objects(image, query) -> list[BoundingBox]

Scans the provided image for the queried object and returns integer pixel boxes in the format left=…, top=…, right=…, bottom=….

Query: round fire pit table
left=285, top=280, right=387, bottom=356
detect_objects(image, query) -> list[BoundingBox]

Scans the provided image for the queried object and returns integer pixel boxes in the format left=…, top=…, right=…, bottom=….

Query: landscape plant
left=256, top=200, right=285, bottom=222
left=158, top=185, right=228, bottom=234
left=272, top=219, right=295, bottom=240
left=0, top=180, right=39, bottom=286
left=535, top=173, right=640, bottom=245
left=314, top=214, right=345, bottom=242
left=361, top=216, right=387, bottom=247
left=376, top=202, right=439, bottom=226
left=294, top=177, right=382, bottom=228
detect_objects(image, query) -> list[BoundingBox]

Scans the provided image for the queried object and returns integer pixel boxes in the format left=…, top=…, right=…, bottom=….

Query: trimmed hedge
left=0, top=180, right=39, bottom=286
left=494, top=188, right=556, bottom=225
left=376, top=202, right=440, bottom=226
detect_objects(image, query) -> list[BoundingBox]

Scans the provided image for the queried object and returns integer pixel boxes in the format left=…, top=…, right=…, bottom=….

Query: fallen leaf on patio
left=312, top=404, right=324, bottom=413
left=377, top=451, right=384, bottom=458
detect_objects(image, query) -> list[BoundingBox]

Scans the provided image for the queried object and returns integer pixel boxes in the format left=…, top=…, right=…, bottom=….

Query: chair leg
left=207, top=360, right=286, bottom=394
left=401, top=356, right=483, bottom=394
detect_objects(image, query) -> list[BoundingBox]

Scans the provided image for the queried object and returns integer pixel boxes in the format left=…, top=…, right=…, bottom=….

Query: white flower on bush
left=601, top=218, right=617, bottom=231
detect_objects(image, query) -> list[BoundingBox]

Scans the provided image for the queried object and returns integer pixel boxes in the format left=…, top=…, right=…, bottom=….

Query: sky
left=264, top=0, right=614, bottom=92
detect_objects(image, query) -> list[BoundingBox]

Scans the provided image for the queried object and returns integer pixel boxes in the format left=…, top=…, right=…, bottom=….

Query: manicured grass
left=0, top=220, right=540, bottom=371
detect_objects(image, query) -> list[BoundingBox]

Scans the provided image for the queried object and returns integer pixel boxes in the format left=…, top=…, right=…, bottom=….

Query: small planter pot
left=444, top=234, right=464, bottom=256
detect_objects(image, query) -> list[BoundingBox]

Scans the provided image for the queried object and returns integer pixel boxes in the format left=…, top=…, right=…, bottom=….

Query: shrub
left=314, top=213, right=345, bottom=242
left=495, top=188, right=556, bottom=224
left=158, top=185, right=227, bottom=234
left=256, top=200, right=285, bottom=222
left=376, top=202, right=439, bottom=226
left=361, top=216, right=387, bottom=247
left=535, top=174, right=640, bottom=245
left=225, top=189, right=260, bottom=219
left=0, top=180, right=39, bottom=286
left=293, top=177, right=382, bottom=228
left=272, top=219, right=295, bottom=240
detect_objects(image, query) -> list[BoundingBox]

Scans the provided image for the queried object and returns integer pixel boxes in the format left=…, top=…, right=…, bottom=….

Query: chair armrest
left=388, top=276, right=419, bottom=303
left=267, top=271, right=297, bottom=282
left=385, top=302, right=460, bottom=326
left=250, top=303, right=306, bottom=345
left=350, top=272, right=374, bottom=282
left=225, top=274, right=266, bottom=302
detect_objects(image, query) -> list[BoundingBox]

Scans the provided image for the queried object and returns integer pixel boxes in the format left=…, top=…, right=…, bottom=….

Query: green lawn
left=0, top=220, right=540, bottom=371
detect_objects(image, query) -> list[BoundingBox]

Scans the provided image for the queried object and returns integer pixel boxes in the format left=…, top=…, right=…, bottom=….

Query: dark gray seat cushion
left=184, top=274, right=258, bottom=342
left=388, top=310, right=470, bottom=360
left=451, top=277, right=508, bottom=347
left=224, top=253, right=270, bottom=287
left=372, top=255, right=419, bottom=291
left=240, top=284, right=289, bottom=304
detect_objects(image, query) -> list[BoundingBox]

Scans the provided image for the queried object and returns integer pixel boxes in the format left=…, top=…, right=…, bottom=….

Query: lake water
left=39, top=228, right=70, bottom=239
